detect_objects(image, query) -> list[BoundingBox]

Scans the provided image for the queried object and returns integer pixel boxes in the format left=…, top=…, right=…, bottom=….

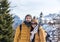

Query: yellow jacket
left=14, top=23, right=46, bottom=42
left=35, top=26, right=46, bottom=42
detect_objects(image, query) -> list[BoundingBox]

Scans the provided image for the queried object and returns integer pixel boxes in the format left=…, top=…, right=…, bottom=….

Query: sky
left=8, top=0, right=60, bottom=19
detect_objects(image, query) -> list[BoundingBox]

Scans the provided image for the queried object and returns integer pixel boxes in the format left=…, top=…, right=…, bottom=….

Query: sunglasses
left=31, top=23, right=37, bottom=25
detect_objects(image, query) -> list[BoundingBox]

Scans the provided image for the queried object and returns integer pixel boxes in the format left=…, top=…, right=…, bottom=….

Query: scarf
left=30, top=25, right=39, bottom=42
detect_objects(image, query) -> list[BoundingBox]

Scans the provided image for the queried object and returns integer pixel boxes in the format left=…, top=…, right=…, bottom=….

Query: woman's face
left=31, top=22, right=37, bottom=28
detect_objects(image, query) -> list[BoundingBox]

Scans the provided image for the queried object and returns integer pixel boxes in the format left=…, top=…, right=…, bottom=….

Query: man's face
left=25, top=16, right=32, bottom=22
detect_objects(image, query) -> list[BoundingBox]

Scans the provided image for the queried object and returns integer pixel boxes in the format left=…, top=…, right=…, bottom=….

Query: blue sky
left=8, top=0, right=60, bottom=19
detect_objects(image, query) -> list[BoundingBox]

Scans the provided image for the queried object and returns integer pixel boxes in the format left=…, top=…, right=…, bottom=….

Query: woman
left=30, top=18, right=46, bottom=42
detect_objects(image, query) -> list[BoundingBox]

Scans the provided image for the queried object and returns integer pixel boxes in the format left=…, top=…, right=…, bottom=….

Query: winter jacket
left=14, top=23, right=46, bottom=42
left=34, top=26, right=46, bottom=42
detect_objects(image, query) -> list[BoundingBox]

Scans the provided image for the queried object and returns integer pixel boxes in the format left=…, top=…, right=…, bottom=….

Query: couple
left=14, top=14, right=46, bottom=42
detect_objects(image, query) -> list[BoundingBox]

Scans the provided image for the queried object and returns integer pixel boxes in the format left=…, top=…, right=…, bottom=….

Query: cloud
left=9, top=0, right=60, bottom=19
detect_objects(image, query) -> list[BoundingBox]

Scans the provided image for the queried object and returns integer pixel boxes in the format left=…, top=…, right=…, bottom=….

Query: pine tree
left=0, top=0, right=14, bottom=42
left=39, top=12, right=43, bottom=25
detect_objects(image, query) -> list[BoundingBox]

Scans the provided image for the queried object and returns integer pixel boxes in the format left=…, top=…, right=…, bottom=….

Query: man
left=14, top=14, right=32, bottom=42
